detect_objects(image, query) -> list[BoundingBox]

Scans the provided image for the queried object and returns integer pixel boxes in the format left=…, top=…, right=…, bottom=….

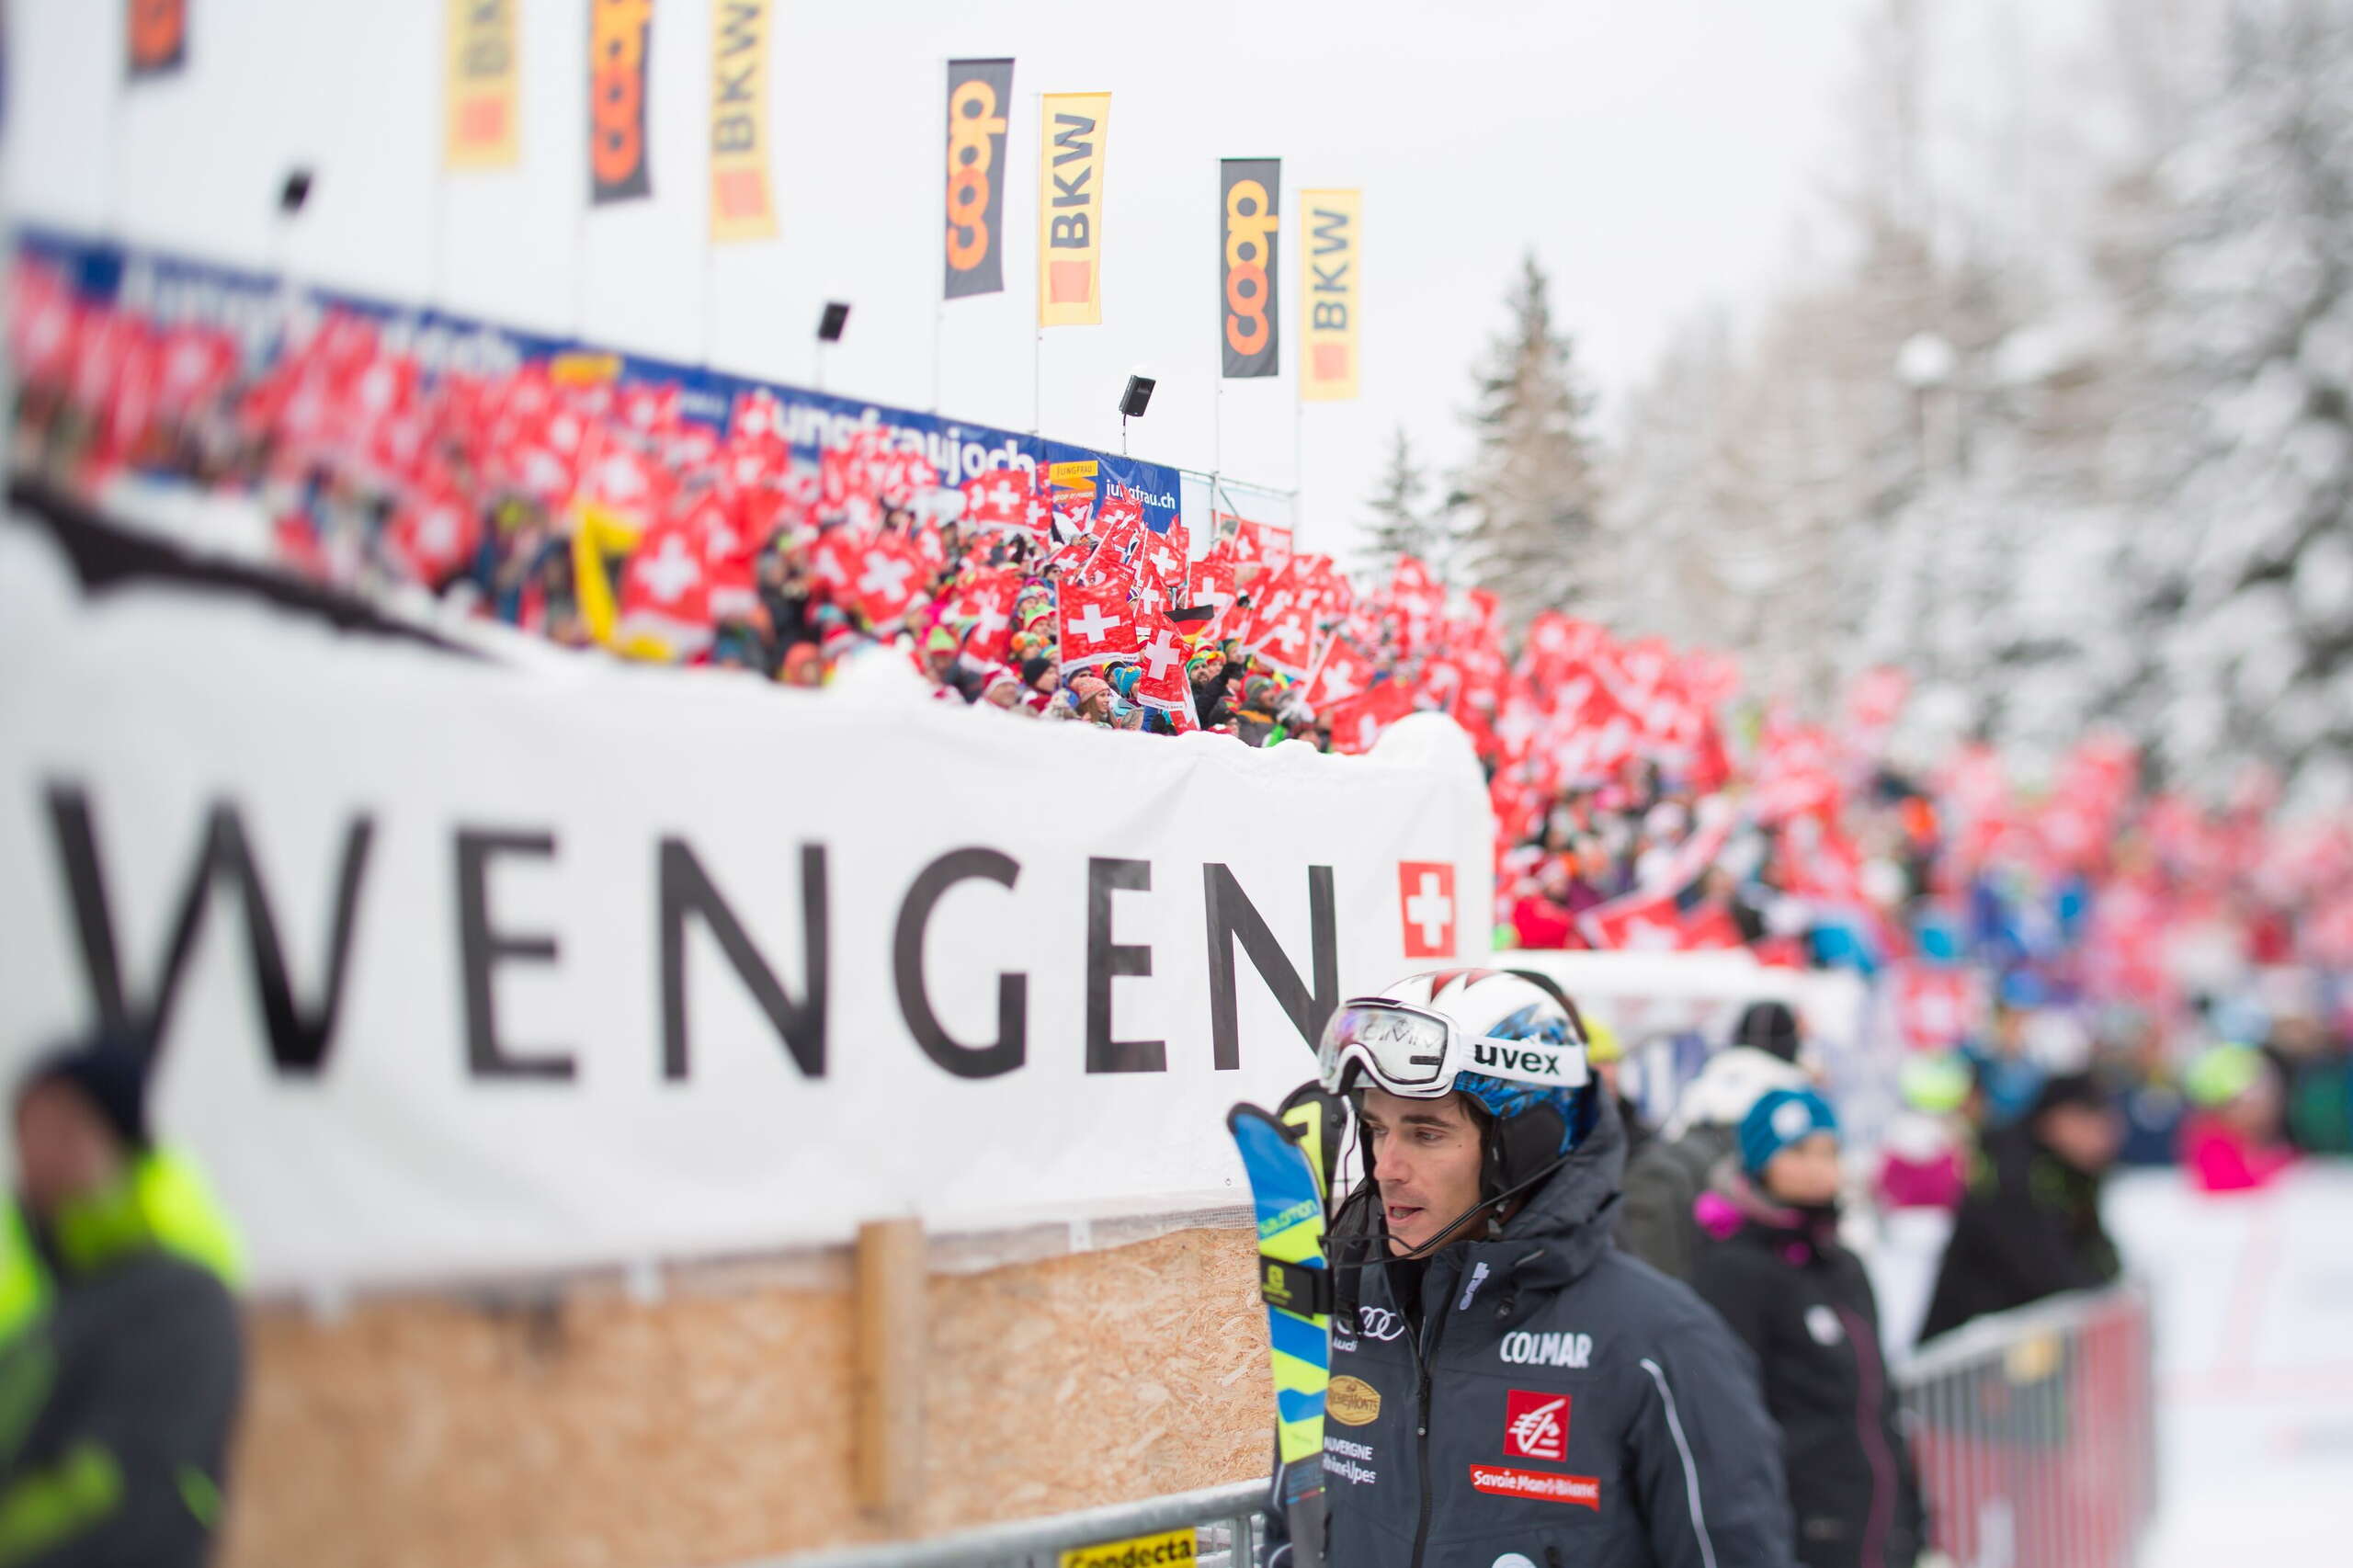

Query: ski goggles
left=1315, top=999, right=1589, bottom=1099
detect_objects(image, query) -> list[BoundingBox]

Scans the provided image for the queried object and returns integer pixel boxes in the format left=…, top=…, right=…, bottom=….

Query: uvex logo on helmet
left=1470, top=1039, right=1582, bottom=1085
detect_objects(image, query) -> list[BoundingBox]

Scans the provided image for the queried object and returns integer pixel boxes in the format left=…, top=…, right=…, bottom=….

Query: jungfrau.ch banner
left=708, top=0, right=778, bottom=242
left=589, top=0, right=653, bottom=204
left=0, top=523, right=1494, bottom=1292
left=1039, top=92, right=1109, bottom=327
left=1220, top=159, right=1280, bottom=379
left=444, top=0, right=520, bottom=170
left=944, top=58, right=1015, bottom=299
left=1299, top=189, right=1359, bottom=403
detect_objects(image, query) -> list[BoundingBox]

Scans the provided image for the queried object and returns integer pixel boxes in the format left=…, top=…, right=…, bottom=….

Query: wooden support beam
left=853, top=1217, right=926, bottom=1527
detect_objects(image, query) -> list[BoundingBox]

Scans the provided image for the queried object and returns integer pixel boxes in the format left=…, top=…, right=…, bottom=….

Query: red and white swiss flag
left=1896, top=965, right=1979, bottom=1051
left=844, top=534, right=929, bottom=628
left=617, top=519, right=716, bottom=656
left=1132, top=612, right=1198, bottom=731
left=1135, top=517, right=1190, bottom=585
left=961, top=469, right=1033, bottom=531
left=1324, top=680, right=1415, bottom=755
left=1058, top=579, right=1141, bottom=670
left=1398, top=862, right=1458, bottom=960
left=1306, top=636, right=1377, bottom=712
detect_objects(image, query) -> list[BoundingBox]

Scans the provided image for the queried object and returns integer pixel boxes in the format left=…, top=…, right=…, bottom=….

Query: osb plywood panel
left=222, top=1228, right=1269, bottom=1568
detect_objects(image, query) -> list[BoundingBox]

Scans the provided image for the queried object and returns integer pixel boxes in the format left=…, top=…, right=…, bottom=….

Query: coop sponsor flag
left=706, top=1, right=778, bottom=240
left=1299, top=188, right=1359, bottom=401
left=445, top=0, right=520, bottom=168
left=589, top=0, right=653, bottom=204
left=944, top=59, right=1015, bottom=298
left=1038, top=92, right=1109, bottom=327
left=127, top=0, right=188, bottom=78
left=1220, top=159, right=1280, bottom=378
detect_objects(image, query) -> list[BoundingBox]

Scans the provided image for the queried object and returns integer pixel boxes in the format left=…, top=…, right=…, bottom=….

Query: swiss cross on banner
left=1398, top=862, right=1458, bottom=960
left=1058, top=580, right=1141, bottom=670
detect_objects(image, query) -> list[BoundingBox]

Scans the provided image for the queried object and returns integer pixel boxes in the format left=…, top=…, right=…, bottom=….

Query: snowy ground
left=2110, top=1165, right=2353, bottom=1565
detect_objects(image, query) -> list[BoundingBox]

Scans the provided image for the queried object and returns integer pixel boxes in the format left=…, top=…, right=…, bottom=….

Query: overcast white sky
left=8, top=0, right=1881, bottom=555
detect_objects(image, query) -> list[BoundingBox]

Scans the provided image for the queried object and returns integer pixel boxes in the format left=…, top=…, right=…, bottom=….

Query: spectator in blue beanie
left=1691, top=1087, right=1927, bottom=1568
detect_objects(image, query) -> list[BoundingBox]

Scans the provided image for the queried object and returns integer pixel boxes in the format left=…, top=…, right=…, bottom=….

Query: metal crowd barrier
left=755, top=1285, right=2154, bottom=1568
left=1895, top=1283, right=2157, bottom=1568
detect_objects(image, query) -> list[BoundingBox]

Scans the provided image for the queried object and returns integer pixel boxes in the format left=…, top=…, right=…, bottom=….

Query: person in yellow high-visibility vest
left=0, top=1029, right=243, bottom=1568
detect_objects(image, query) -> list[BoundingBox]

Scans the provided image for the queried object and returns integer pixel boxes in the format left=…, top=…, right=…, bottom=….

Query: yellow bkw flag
left=1038, top=93, right=1110, bottom=327
left=709, top=0, right=779, bottom=242
left=444, top=0, right=520, bottom=169
left=1299, top=189, right=1360, bottom=402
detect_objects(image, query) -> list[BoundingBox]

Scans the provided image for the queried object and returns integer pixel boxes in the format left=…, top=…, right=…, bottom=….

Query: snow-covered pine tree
left=1358, top=426, right=1445, bottom=575
left=1452, top=255, right=1606, bottom=627
left=2143, top=0, right=2353, bottom=809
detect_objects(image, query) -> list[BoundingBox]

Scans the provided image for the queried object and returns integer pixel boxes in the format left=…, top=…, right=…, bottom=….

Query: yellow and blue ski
left=1228, top=1092, right=1339, bottom=1568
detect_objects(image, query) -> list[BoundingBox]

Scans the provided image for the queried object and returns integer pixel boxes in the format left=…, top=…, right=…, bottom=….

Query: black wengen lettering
left=1202, top=863, right=1337, bottom=1071
left=660, top=838, right=829, bottom=1081
left=46, top=782, right=373, bottom=1075
left=1086, top=858, right=1161, bottom=1073
left=895, top=847, right=1024, bottom=1079
left=458, top=828, right=575, bottom=1081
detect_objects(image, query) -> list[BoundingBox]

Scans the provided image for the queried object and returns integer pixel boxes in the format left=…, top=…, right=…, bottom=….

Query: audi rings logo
left=1357, top=1306, right=1404, bottom=1342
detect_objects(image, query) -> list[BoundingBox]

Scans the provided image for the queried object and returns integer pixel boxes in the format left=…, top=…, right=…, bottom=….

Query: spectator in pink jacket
left=2180, top=1043, right=2294, bottom=1193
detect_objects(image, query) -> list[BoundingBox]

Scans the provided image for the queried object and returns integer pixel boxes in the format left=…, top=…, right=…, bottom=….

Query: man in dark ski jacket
left=1918, top=1071, right=2121, bottom=1344
left=1691, top=1089, right=1926, bottom=1568
left=1313, top=969, right=1794, bottom=1568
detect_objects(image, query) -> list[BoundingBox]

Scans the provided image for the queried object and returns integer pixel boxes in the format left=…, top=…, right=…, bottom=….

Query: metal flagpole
left=931, top=57, right=946, bottom=413
left=1030, top=90, right=1043, bottom=435
left=1292, top=381, right=1305, bottom=540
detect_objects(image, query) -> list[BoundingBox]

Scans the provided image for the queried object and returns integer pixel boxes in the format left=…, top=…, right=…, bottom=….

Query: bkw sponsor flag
left=944, top=59, right=1014, bottom=298
left=1038, top=93, right=1109, bottom=326
left=709, top=0, right=778, bottom=241
left=1299, top=188, right=1359, bottom=401
left=1220, top=159, right=1280, bottom=378
left=445, top=0, right=520, bottom=168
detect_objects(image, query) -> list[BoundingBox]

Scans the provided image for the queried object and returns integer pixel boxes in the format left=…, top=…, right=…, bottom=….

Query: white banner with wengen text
left=0, top=520, right=1493, bottom=1294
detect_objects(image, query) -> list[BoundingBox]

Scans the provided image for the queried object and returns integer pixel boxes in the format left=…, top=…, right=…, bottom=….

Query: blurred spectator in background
left=1965, top=975, right=2051, bottom=1130
left=1918, top=1072, right=2121, bottom=1343
left=2099, top=1012, right=2187, bottom=1168
left=1871, top=1052, right=1976, bottom=1354
left=1581, top=1017, right=1649, bottom=1166
left=2180, top=1043, right=2295, bottom=1194
left=1693, top=1088, right=1926, bottom=1568
left=1877, top=1054, right=1971, bottom=1214
left=0, top=1030, right=244, bottom=1567
left=1618, top=1000, right=1809, bottom=1280
left=2266, top=1006, right=2353, bottom=1157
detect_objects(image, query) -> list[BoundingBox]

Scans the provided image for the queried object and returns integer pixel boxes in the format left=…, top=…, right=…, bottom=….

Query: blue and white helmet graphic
left=1361, top=969, right=1594, bottom=1156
